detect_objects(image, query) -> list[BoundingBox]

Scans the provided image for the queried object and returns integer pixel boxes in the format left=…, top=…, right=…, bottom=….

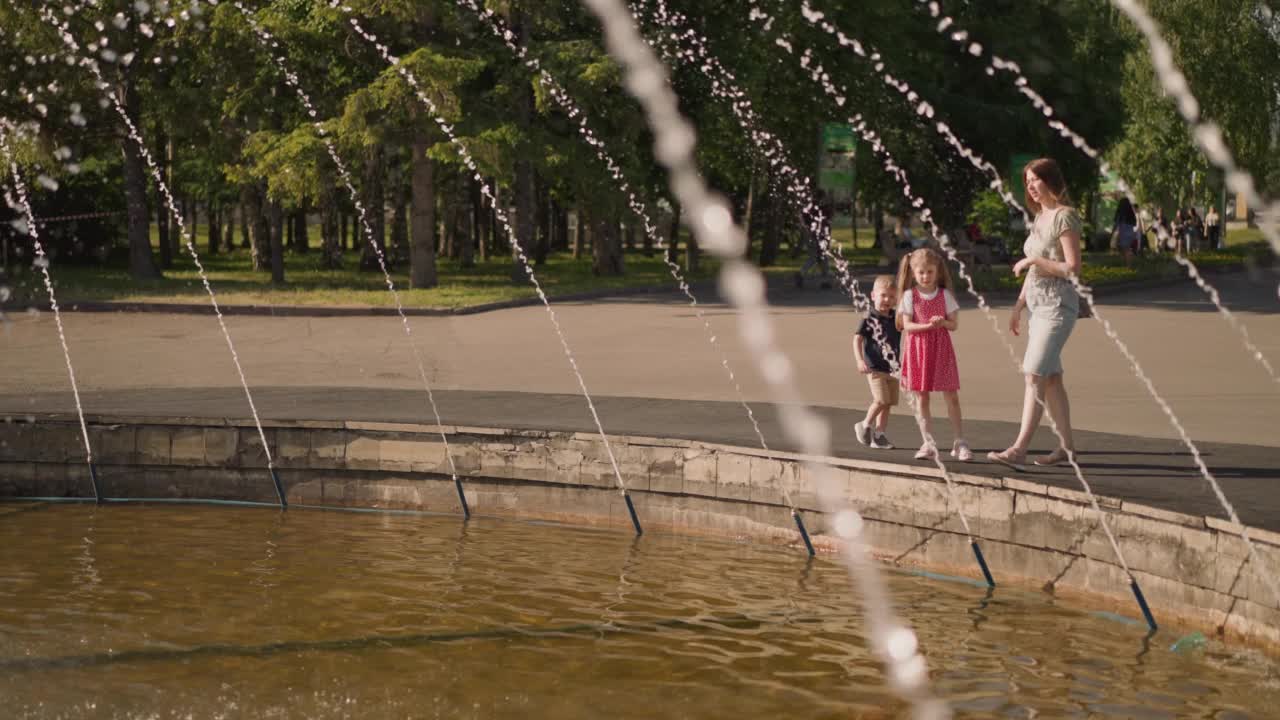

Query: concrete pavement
left=2, top=269, right=1278, bottom=527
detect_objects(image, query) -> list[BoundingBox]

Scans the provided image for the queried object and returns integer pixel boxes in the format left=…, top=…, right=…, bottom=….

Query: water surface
left=1, top=502, right=1276, bottom=718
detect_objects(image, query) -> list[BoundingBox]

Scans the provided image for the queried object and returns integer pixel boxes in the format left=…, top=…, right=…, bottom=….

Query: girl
left=988, top=157, right=1082, bottom=471
left=895, top=248, right=971, bottom=461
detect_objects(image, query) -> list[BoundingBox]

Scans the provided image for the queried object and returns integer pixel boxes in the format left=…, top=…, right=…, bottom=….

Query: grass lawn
left=1, top=223, right=1269, bottom=309
left=3, top=224, right=882, bottom=309
left=971, top=229, right=1273, bottom=293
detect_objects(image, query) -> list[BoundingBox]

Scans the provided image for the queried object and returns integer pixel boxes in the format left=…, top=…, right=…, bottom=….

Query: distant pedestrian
left=1187, top=207, right=1204, bottom=252
left=896, top=247, right=970, bottom=462
left=1151, top=207, right=1172, bottom=252
left=1206, top=205, right=1222, bottom=249
left=1110, top=196, right=1139, bottom=267
left=854, top=275, right=902, bottom=450
left=1173, top=208, right=1187, bottom=254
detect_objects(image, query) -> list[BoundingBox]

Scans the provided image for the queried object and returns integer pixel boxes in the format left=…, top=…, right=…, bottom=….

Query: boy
left=854, top=275, right=902, bottom=449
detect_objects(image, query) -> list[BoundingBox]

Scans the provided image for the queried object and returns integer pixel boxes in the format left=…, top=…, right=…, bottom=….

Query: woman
left=1151, top=207, right=1170, bottom=252
left=1110, top=196, right=1138, bottom=267
left=1187, top=207, right=1204, bottom=252
left=988, top=158, right=1083, bottom=471
left=1205, top=206, right=1222, bottom=249
left=1173, top=208, right=1188, bottom=254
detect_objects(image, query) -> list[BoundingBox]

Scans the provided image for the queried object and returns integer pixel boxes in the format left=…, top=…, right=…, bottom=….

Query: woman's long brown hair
left=1024, top=157, right=1073, bottom=215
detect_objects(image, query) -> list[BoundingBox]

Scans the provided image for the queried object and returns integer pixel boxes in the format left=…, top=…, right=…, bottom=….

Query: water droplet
left=833, top=509, right=863, bottom=538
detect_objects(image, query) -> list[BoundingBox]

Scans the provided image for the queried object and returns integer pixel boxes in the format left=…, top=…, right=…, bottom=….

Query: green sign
left=1094, top=168, right=1122, bottom=228
left=819, top=124, right=856, bottom=191
left=818, top=124, right=857, bottom=227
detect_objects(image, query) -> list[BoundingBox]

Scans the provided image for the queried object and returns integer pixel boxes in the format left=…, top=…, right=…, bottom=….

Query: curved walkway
left=2, top=270, right=1277, bottom=530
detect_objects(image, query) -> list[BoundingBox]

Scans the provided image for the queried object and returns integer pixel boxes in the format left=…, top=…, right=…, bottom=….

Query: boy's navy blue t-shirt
left=856, top=311, right=902, bottom=373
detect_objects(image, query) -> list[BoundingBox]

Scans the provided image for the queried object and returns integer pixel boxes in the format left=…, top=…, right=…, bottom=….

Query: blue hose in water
left=453, top=477, right=471, bottom=520
left=971, top=540, right=996, bottom=588
left=268, top=469, right=287, bottom=510
left=623, top=491, right=643, bottom=535
left=1130, top=578, right=1158, bottom=631
left=792, top=510, right=815, bottom=556
left=88, top=463, right=102, bottom=505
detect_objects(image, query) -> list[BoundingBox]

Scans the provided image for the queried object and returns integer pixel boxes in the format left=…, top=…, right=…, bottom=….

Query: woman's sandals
left=987, top=447, right=1074, bottom=471
left=1033, top=447, right=1073, bottom=467
left=986, top=448, right=1026, bottom=472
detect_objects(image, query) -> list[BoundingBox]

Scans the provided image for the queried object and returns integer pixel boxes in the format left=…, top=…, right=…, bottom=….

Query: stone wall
left=2, top=414, right=1278, bottom=651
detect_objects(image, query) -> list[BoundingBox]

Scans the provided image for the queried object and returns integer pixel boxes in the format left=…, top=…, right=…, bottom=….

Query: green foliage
left=967, top=190, right=1013, bottom=240
left=1108, top=0, right=1280, bottom=206
left=2, top=0, right=1276, bottom=285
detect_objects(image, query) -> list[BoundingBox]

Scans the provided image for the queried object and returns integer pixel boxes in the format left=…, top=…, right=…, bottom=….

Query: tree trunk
left=683, top=204, right=699, bottom=273
left=470, top=174, right=483, bottom=267
left=121, top=81, right=160, bottom=280
left=641, top=213, right=653, bottom=256
left=360, top=145, right=386, bottom=271
left=299, top=204, right=310, bottom=253
left=533, top=178, right=550, bottom=265
left=168, top=143, right=181, bottom=259
left=666, top=202, right=681, bottom=266
left=225, top=204, right=235, bottom=252
left=239, top=199, right=250, bottom=249
left=391, top=190, right=409, bottom=265
left=185, top=194, right=195, bottom=251
left=592, top=215, right=625, bottom=276
left=248, top=184, right=268, bottom=271
left=268, top=199, right=285, bottom=283
left=207, top=198, right=220, bottom=256
left=490, top=182, right=502, bottom=256
left=512, top=168, right=535, bottom=279
left=554, top=201, right=569, bottom=252
left=872, top=201, right=884, bottom=256
left=759, top=188, right=782, bottom=267
left=443, top=203, right=457, bottom=261
left=319, top=189, right=341, bottom=268
left=410, top=133, right=437, bottom=288
left=511, top=11, right=535, bottom=281
left=285, top=207, right=294, bottom=251
left=153, top=129, right=172, bottom=269
left=154, top=187, right=172, bottom=269
left=572, top=209, right=582, bottom=259
left=488, top=198, right=498, bottom=259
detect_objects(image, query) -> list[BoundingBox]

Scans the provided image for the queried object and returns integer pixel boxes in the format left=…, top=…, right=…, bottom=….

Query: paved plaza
left=3, top=269, right=1278, bottom=527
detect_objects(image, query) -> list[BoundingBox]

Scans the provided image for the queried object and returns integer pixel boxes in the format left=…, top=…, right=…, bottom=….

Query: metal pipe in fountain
left=333, top=2, right=642, bottom=535
left=0, top=122, right=101, bottom=504
left=744, top=2, right=1175, bottom=619
left=907, top=0, right=1280, bottom=615
left=578, top=0, right=949, bottom=715
left=646, top=1, right=993, bottom=585
left=229, top=1, right=470, bottom=519
left=37, top=7, right=287, bottom=510
left=454, top=0, right=810, bottom=554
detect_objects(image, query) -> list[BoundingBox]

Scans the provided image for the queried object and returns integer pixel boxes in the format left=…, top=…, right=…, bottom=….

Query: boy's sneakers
left=854, top=421, right=871, bottom=446
left=914, top=442, right=938, bottom=460
left=951, top=439, right=973, bottom=462
left=871, top=432, right=894, bottom=449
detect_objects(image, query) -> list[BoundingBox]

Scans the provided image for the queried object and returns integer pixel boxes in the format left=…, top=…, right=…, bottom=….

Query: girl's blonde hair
left=896, top=248, right=953, bottom=301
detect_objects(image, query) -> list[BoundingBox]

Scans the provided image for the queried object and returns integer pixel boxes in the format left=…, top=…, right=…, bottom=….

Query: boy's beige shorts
left=867, top=372, right=900, bottom=406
